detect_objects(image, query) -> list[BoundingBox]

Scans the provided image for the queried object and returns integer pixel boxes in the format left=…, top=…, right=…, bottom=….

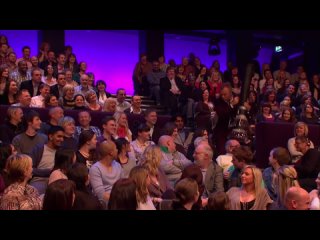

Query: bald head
left=99, top=140, right=117, bottom=159
left=285, top=186, right=310, bottom=210
left=158, top=135, right=176, bottom=153
left=158, top=135, right=171, bottom=147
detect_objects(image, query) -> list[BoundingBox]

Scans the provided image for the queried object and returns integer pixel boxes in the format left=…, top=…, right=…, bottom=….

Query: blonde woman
left=103, top=97, right=117, bottom=113
left=129, top=166, right=156, bottom=210
left=276, top=165, right=299, bottom=208
left=59, top=84, right=75, bottom=110
left=113, top=111, right=132, bottom=142
left=227, top=165, right=273, bottom=210
left=141, top=145, right=171, bottom=201
left=0, top=154, right=42, bottom=210
left=287, top=122, right=314, bottom=163
left=85, top=90, right=102, bottom=111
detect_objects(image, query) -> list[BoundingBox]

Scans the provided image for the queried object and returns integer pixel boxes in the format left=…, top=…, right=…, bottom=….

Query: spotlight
left=275, top=46, right=283, bottom=53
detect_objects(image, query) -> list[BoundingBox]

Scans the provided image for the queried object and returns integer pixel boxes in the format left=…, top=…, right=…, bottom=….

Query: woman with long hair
left=275, top=165, right=299, bottom=209
left=299, top=103, right=319, bottom=125
left=113, top=112, right=132, bottom=142
left=0, top=64, right=10, bottom=95
left=0, top=79, right=18, bottom=105
left=67, top=163, right=103, bottom=210
left=95, top=80, right=111, bottom=106
left=114, top=138, right=136, bottom=178
left=108, top=178, right=137, bottom=210
left=65, top=53, right=79, bottom=74
left=227, top=165, right=273, bottom=210
left=129, top=166, right=156, bottom=210
left=43, top=179, right=76, bottom=210
left=42, top=65, right=57, bottom=86
left=140, top=145, right=171, bottom=203
left=48, top=148, right=75, bottom=185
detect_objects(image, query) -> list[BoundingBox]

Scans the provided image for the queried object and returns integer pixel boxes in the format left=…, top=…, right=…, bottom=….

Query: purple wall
left=65, top=30, right=139, bottom=95
left=255, top=45, right=274, bottom=70
left=0, top=30, right=39, bottom=58
left=164, top=34, right=227, bottom=72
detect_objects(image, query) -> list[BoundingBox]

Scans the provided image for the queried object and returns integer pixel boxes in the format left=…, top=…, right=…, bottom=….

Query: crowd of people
left=0, top=34, right=319, bottom=210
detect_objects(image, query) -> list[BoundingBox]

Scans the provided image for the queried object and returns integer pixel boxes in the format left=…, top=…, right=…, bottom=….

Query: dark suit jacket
left=160, top=76, right=184, bottom=93
left=20, top=80, right=42, bottom=97
left=50, top=84, right=62, bottom=99
left=151, top=125, right=161, bottom=144
left=295, top=148, right=320, bottom=192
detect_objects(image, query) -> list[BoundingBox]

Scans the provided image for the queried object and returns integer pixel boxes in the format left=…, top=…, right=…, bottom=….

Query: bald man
left=158, top=135, right=192, bottom=187
left=284, top=186, right=310, bottom=210
left=89, top=140, right=123, bottom=209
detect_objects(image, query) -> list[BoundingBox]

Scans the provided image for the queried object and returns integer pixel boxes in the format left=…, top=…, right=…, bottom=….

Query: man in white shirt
left=30, top=84, right=50, bottom=108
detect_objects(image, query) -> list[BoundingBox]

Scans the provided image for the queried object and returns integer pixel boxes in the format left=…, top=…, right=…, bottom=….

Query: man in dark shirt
left=0, top=106, right=24, bottom=144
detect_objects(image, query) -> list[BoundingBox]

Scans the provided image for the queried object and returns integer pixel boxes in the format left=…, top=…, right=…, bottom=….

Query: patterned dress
left=0, top=183, right=42, bottom=210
